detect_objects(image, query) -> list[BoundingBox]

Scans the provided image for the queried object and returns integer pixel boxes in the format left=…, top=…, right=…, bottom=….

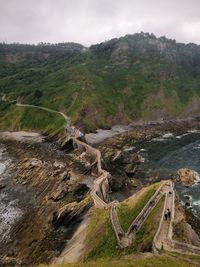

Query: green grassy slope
left=1, top=33, right=200, bottom=132
left=38, top=254, right=197, bottom=267
left=117, top=183, right=160, bottom=232
left=0, top=103, right=66, bottom=136
left=83, top=184, right=163, bottom=261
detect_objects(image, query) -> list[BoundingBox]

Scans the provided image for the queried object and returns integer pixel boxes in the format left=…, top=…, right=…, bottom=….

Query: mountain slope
left=1, top=33, right=200, bottom=132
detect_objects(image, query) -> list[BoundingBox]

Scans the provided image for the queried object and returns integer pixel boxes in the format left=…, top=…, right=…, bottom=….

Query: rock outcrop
left=173, top=168, right=198, bottom=187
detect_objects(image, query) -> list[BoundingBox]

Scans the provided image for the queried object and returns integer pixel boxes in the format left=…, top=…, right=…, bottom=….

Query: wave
left=176, top=133, right=189, bottom=139
left=152, top=133, right=174, bottom=142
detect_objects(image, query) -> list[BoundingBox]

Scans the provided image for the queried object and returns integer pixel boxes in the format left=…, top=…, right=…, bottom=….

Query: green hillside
left=1, top=33, right=200, bottom=132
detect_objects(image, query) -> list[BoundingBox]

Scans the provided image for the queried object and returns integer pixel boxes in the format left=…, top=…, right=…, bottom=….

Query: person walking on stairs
left=167, top=208, right=171, bottom=220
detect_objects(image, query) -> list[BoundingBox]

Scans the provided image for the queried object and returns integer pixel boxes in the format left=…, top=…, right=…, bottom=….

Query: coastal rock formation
left=0, top=139, right=92, bottom=266
left=173, top=168, right=198, bottom=187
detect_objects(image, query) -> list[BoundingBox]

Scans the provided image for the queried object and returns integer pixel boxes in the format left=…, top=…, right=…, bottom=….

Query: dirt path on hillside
left=16, top=103, right=70, bottom=122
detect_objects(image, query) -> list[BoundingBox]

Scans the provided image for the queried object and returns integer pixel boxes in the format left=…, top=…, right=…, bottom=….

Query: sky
left=0, top=0, right=200, bottom=46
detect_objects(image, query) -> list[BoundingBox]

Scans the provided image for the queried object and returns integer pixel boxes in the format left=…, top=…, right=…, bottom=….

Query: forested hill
left=1, top=32, right=200, bottom=131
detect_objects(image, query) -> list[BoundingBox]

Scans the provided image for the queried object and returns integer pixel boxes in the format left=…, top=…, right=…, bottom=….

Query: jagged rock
left=173, top=168, right=198, bottom=187
left=130, top=178, right=139, bottom=187
left=61, top=138, right=74, bottom=152
left=60, top=170, right=71, bottom=181
left=122, top=153, right=144, bottom=164
left=53, top=161, right=65, bottom=169
left=49, top=187, right=68, bottom=201
left=53, top=169, right=61, bottom=176
left=0, top=183, right=6, bottom=190
left=52, top=200, right=91, bottom=229
left=125, top=164, right=137, bottom=174
left=112, top=150, right=122, bottom=162
left=24, top=158, right=42, bottom=169
left=125, top=164, right=137, bottom=175
left=73, top=184, right=89, bottom=197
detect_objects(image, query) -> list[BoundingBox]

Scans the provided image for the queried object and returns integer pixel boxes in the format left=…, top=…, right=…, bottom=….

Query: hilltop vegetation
left=1, top=33, right=200, bottom=132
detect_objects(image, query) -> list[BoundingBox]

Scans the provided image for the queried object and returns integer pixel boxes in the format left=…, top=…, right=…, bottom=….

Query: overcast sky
left=0, top=0, right=200, bottom=46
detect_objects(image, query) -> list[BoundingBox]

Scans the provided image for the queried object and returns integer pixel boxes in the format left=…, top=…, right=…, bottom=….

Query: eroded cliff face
left=173, top=197, right=200, bottom=246
left=0, top=139, right=92, bottom=266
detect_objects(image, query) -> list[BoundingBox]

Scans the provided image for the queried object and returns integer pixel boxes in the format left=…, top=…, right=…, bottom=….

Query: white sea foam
left=152, top=137, right=165, bottom=142
left=194, top=144, right=200, bottom=150
left=0, top=198, right=23, bottom=242
left=0, top=163, right=6, bottom=175
left=123, top=146, right=135, bottom=152
left=139, top=148, right=148, bottom=152
left=184, top=194, right=192, bottom=201
left=152, top=133, right=174, bottom=142
left=195, top=173, right=200, bottom=183
left=162, top=133, right=174, bottom=138
left=193, top=200, right=200, bottom=206
left=187, top=129, right=200, bottom=134
left=176, top=133, right=189, bottom=139
left=0, top=146, right=23, bottom=243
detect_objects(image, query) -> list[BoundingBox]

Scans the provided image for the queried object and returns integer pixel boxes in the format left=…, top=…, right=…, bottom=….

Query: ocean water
left=0, top=146, right=6, bottom=176
left=131, top=130, right=200, bottom=216
left=0, top=145, right=23, bottom=243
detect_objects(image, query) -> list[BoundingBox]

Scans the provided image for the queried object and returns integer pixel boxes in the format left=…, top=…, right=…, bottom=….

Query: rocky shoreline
left=0, top=138, right=92, bottom=266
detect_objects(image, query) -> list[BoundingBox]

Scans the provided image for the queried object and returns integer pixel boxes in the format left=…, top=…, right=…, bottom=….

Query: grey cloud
left=0, top=0, right=200, bottom=45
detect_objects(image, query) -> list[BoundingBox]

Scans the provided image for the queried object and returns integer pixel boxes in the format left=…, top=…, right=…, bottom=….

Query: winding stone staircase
left=11, top=101, right=200, bottom=255
left=71, top=134, right=200, bottom=254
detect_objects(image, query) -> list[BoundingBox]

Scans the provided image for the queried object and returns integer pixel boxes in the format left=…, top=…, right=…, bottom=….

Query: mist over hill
left=1, top=32, right=200, bottom=131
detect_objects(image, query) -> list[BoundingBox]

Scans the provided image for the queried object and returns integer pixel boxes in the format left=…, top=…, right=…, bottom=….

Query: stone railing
left=90, top=170, right=110, bottom=209
left=167, top=181, right=175, bottom=241
left=110, top=201, right=126, bottom=248
left=72, top=138, right=102, bottom=175
left=72, top=137, right=110, bottom=209
left=152, top=191, right=168, bottom=253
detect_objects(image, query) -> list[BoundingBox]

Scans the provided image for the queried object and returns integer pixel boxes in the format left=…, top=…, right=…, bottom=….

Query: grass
left=2, top=34, right=200, bottom=132
left=84, top=209, right=119, bottom=260
left=0, top=104, right=66, bottom=137
left=83, top=186, right=164, bottom=261
left=129, top=196, right=165, bottom=252
left=37, top=254, right=195, bottom=267
left=117, top=183, right=160, bottom=232
left=168, top=251, right=200, bottom=264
